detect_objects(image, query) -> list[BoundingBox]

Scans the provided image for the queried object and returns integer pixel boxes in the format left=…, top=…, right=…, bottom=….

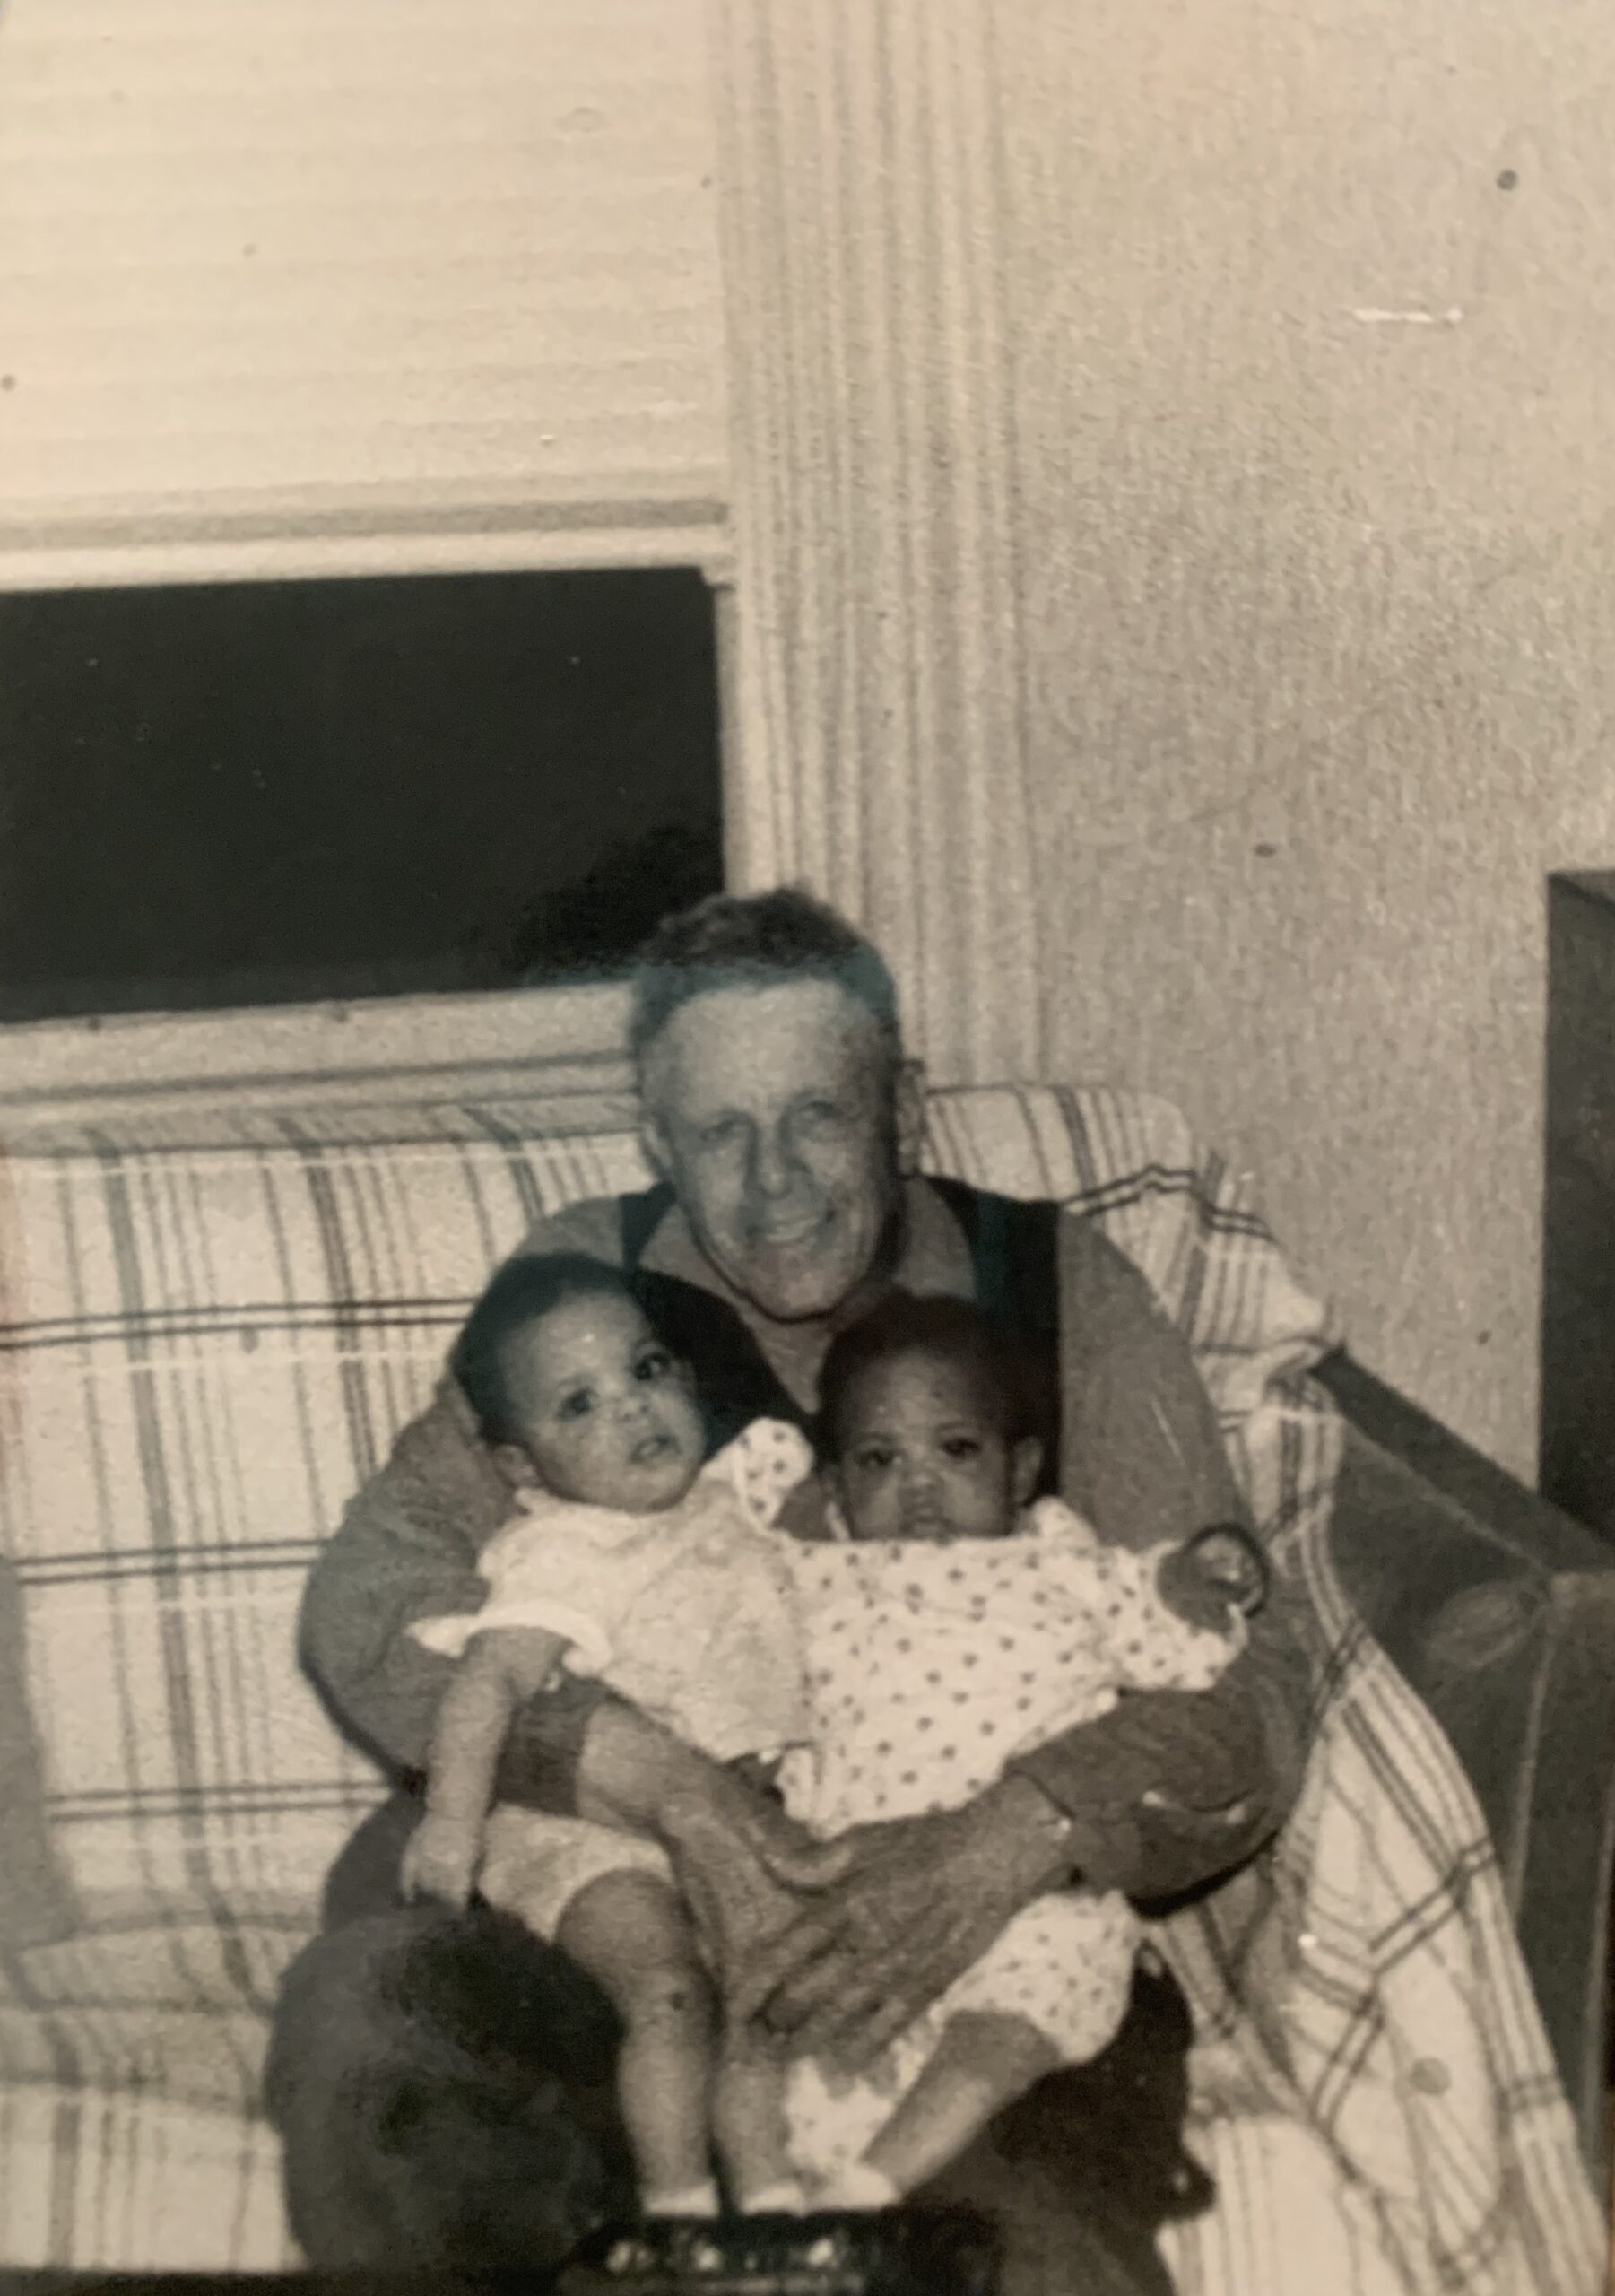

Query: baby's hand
left=401, top=1813, right=482, bottom=1909
left=1158, top=1523, right=1268, bottom=1629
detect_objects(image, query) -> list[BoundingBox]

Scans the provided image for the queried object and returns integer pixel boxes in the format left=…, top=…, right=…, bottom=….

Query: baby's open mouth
left=630, top=1431, right=676, bottom=1465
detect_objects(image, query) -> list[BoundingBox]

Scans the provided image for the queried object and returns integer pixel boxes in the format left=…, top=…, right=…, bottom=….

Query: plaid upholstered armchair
left=0, top=1076, right=1609, bottom=2283
left=1315, top=1352, right=1615, bottom=2178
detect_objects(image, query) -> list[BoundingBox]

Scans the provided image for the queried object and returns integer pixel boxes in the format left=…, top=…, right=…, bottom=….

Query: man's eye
left=699, top=1116, right=743, bottom=1150
left=634, top=1347, right=673, bottom=1383
left=558, top=1389, right=595, bottom=1421
left=799, top=1100, right=845, bottom=1131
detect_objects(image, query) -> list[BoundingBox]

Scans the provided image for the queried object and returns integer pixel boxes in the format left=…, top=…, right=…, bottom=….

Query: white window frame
left=0, top=550, right=747, bottom=1135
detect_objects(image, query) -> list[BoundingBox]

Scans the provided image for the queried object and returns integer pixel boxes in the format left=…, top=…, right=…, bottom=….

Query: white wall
left=997, top=0, right=1615, bottom=1479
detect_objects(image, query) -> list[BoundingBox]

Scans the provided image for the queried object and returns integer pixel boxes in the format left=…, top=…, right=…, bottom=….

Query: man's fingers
left=788, top=1941, right=918, bottom=2056
left=751, top=1831, right=856, bottom=1892
left=794, top=1925, right=968, bottom=2060
left=728, top=1911, right=838, bottom=2029
left=839, top=1985, right=927, bottom=2070
left=764, top=1921, right=891, bottom=2031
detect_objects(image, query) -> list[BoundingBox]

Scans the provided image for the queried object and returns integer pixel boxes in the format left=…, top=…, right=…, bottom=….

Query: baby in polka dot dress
left=768, top=1292, right=1248, bottom=2209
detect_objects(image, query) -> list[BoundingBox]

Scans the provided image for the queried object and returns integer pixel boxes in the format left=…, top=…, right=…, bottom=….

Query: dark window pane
left=0, top=566, right=723, bottom=1022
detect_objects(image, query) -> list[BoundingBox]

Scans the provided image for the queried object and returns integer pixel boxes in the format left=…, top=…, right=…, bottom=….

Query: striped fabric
left=713, top=0, right=1046, bottom=1086
left=0, top=1083, right=1600, bottom=2287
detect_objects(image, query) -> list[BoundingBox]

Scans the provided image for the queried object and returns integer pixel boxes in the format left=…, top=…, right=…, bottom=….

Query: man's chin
left=715, top=1231, right=859, bottom=1323
left=737, top=1264, right=856, bottom=1323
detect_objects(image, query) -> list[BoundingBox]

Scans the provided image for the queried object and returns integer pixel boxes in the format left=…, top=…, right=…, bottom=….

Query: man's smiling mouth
left=757, top=1212, right=829, bottom=1249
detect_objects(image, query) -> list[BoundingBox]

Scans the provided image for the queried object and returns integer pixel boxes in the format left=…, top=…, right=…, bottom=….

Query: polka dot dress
left=777, top=1498, right=1237, bottom=1836
left=774, top=1498, right=1243, bottom=2181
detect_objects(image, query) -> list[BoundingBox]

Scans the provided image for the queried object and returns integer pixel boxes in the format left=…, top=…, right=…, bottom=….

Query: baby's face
left=829, top=1346, right=1033, bottom=1544
left=500, top=1291, right=705, bottom=1514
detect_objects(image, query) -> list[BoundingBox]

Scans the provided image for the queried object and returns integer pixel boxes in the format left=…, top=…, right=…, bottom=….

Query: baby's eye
left=942, top=1437, right=983, bottom=1460
left=852, top=1444, right=896, bottom=1473
left=557, top=1387, right=595, bottom=1421
left=634, top=1346, right=673, bottom=1383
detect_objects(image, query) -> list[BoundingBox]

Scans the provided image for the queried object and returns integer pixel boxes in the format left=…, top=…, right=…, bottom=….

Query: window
left=0, top=567, right=723, bottom=1023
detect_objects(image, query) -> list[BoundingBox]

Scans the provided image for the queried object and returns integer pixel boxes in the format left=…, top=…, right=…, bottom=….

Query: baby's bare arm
left=404, top=1626, right=572, bottom=1906
left=425, top=1626, right=570, bottom=1828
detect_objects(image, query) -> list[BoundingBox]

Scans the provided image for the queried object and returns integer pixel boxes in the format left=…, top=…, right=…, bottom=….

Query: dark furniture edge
left=1315, top=1349, right=1612, bottom=1573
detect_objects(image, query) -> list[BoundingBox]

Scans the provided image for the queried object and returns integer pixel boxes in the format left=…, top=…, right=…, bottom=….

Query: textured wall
left=994, top=0, right=1615, bottom=1479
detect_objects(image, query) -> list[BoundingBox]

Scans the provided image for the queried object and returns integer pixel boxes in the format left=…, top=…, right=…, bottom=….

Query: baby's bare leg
left=711, top=2025, right=801, bottom=2211
left=556, top=1870, right=718, bottom=2213
left=857, top=2011, right=1060, bottom=2202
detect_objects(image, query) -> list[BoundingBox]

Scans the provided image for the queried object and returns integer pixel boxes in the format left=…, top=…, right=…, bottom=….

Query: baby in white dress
left=404, top=1253, right=815, bottom=2220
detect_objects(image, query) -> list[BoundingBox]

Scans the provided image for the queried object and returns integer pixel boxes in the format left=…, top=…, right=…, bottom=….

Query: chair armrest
left=1315, top=1350, right=1611, bottom=1574
left=1503, top=1570, right=1615, bottom=2187
left=1318, top=1353, right=1615, bottom=2185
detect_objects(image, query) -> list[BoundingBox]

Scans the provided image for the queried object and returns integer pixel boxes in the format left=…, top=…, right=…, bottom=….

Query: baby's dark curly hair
left=813, top=1291, right=1045, bottom=1467
left=452, top=1253, right=643, bottom=1448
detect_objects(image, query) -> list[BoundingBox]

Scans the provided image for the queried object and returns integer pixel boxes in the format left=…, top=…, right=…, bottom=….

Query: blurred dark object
left=482, top=822, right=719, bottom=990
left=557, top=2207, right=1000, bottom=2295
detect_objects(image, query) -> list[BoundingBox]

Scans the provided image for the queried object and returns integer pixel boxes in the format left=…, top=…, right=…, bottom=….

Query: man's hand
left=570, top=1697, right=822, bottom=2021
left=655, top=1771, right=821, bottom=2014
left=400, top=1812, right=482, bottom=1909
left=732, top=1777, right=1075, bottom=2068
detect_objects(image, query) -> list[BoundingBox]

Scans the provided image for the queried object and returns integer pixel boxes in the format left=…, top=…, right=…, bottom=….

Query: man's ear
left=490, top=1441, right=541, bottom=1493
left=893, top=1056, right=927, bottom=1175
left=1010, top=1437, right=1043, bottom=1508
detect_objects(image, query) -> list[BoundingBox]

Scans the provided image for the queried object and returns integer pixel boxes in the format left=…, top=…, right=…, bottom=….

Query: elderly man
left=267, top=888, right=1307, bottom=2288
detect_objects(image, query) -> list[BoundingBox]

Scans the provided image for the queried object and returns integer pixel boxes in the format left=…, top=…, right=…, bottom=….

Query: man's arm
left=1011, top=1594, right=1311, bottom=1898
left=1020, top=1212, right=1314, bottom=1897
left=299, top=1196, right=628, bottom=1805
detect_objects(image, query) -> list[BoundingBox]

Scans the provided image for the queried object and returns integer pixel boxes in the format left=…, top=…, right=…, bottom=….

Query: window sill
left=0, top=978, right=636, bottom=1144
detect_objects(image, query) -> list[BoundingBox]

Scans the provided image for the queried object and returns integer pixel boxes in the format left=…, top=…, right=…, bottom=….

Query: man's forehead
left=643, top=977, right=890, bottom=1097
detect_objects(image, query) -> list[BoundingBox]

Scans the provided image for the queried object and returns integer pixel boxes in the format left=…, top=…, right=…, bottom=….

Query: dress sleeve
left=1076, top=1539, right=1246, bottom=1694
left=712, top=1417, right=819, bottom=1532
left=448, top=1498, right=673, bottom=1674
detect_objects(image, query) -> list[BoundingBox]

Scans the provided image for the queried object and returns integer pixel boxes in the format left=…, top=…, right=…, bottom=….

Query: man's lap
left=268, top=1794, right=1209, bottom=2290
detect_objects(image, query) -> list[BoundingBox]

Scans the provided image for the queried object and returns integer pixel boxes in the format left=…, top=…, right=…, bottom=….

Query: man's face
left=641, top=979, right=916, bottom=1324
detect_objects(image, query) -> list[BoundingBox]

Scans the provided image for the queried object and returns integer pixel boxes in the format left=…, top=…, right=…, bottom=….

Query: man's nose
left=748, top=1126, right=799, bottom=1201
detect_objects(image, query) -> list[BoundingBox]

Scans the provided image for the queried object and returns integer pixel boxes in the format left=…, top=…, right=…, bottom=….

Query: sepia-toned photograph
left=0, top=4, right=1611, bottom=2292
